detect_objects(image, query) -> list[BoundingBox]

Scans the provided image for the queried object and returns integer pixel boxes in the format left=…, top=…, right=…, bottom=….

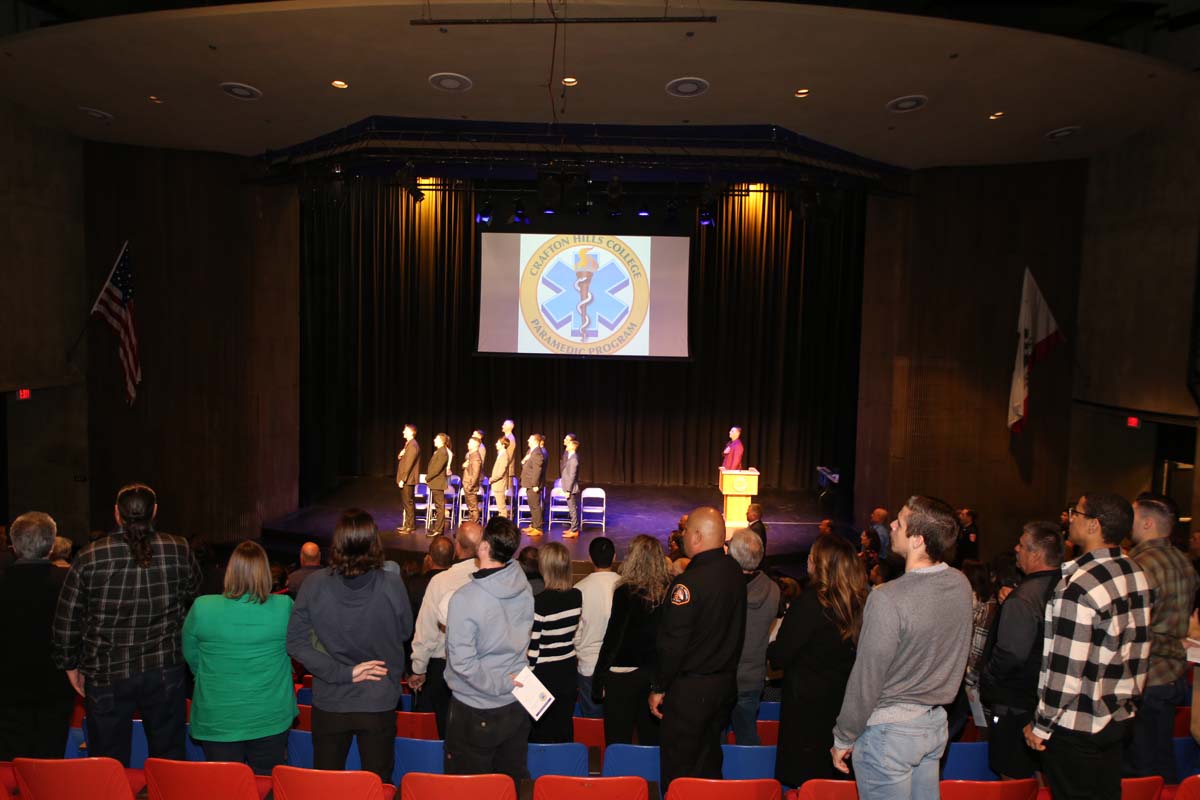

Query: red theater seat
left=395, top=711, right=439, bottom=740
left=1176, top=707, right=1192, bottom=737
left=145, top=757, right=270, bottom=800
left=13, top=757, right=136, bottom=800
left=1175, top=776, right=1200, bottom=800
left=666, top=778, right=781, bottom=800
left=940, top=779, right=1039, bottom=800
left=574, top=716, right=607, bottom=761
left=400, top=772, right=517, bottom=800
left=272, top=765, right=395, bottom=800
left=533, top=775, right=649, bottom=800
left=789, top=779, right=860, bottom=800
left=1123, top=776, right=1165, bottom=800
left=295, top=704, right=312, bottom=731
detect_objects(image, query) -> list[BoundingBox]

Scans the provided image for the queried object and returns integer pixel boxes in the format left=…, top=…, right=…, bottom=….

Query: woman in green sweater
left=183, top=540, right=297, bottom=774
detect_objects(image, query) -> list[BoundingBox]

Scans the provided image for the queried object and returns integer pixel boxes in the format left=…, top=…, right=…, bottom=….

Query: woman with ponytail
left=52, top=483, right=202, bottom=765
left=768, top=533, right=868, bottom=787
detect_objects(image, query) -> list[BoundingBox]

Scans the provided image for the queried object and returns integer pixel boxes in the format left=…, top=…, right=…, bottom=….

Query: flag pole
left=66, top=239, right=129, bottom=361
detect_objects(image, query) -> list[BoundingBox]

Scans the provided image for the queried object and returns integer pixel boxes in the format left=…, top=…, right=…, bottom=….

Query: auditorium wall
left=83, top=143, right=300, bottom=543
left=856, top=162, right=1088, bottom=560
left=0, top=97, right=90, bottom=537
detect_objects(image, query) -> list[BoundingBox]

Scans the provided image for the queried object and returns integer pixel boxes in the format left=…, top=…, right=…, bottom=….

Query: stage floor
left=262, top=477, right=831, bottom=566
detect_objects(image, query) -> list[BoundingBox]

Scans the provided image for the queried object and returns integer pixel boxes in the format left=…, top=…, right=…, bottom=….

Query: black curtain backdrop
left=300, top=179, right=865, bottom=504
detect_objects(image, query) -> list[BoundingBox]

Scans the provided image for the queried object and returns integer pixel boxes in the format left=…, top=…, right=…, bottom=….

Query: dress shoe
left=527, top=528, right=544, bottom=536
left=426, top=530, right=441, bottom=537
left=562, top=530, right=579, bottom=538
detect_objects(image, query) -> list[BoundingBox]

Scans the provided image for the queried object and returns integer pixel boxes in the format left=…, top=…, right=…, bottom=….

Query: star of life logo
left=519, top=235, right=651, bottom=356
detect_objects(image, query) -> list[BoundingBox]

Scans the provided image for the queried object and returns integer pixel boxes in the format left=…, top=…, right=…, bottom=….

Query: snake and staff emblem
left=573, top=247, right=599, bottom=342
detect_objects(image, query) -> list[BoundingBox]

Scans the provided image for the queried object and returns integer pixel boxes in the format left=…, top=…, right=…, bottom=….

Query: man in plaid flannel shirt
left=1024, top=492, right=1152, bottom=800
left=1124, top=493, right=1197, bottom=781
left=52, top=484, right=201, bottom=765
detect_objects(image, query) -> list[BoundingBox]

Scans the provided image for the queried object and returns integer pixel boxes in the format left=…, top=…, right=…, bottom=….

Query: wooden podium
left=719, top=468, right=760, bottom=532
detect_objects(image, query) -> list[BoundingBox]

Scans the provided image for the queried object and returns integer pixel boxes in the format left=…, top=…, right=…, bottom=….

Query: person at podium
left=721, top=426, right=744, bottom=471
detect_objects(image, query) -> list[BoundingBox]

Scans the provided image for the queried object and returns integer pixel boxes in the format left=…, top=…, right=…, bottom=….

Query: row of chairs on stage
left=407, top=475, right=607, bottom=531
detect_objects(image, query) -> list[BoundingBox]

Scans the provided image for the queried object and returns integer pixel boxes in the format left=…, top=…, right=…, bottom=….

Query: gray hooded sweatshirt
left=737, top=570, right=781, bottom=693
left=445, top=560, right=535, bottom=709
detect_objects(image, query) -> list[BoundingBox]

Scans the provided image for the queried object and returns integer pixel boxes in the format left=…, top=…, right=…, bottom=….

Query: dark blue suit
left=561, top=450, right=581, bottom=533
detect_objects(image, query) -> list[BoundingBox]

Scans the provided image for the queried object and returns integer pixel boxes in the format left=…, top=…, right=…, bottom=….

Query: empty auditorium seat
left=940, top=779, right=1038, bottom=800
left=272, top=765, right=395, bottom=800
left=721, top=745, right=776, bottom=780
left=601, top=744, right=660, bottom=787
left=1173, top=774, right=1200, bottom=800
left=527, top=742, right=589, bottom=779
left=1177, top=736, right=1200, bottom=779
left=13, top=757, right=136, bottom=800
left=295, top=704, right=312, bottom=731
left=757, top=702, right=781, bottom=721
left=395, top=711, right=439, bottom=740
left=942, top=742, right=998, bottom=781
left=532, top=774, right=649, bottom=800
left=1178, top=707, right=1194, bottom=738
left=790, top=778, right=859, bottom=800
left=144, top=757, right=270, bottom=800
left=393, top=737, right=444, bottom=783
left=399, top=772, right=516, bottom=800
left=1122, top=776, right=1165, bottom=800
left=573, top=716, right=607, bottom=762
left=665, top=778, right=781, bottom=800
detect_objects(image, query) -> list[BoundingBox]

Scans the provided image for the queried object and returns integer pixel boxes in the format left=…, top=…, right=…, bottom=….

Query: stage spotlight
left=543, top=205, right=557, bottom=215
left=636, top=203, right=651, bottom=218
left=699, top=207, right=715, bottom=227
left=475, top=200, right=493, bottom=224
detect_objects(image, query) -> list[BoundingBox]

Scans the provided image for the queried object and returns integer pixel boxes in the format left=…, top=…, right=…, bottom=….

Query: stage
left=261, top=477, right=834, bottom=569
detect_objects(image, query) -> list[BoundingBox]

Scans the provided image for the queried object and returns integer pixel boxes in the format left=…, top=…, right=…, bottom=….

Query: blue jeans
left=85, top=664, right=189, bottom=766
left=1125, top=676, right=1190, bottom=782
left=730, top=689, right=761, bottom=745
left=576, top=673, right=603, bottom=719
left=853, top=707, right=947, bottom=800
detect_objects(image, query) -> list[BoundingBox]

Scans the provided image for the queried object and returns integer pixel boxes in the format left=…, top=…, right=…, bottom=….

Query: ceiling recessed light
left=886, top=94, right=928, bottom=113
left=989, top=111, right=1004, bottom=120
left=665, top=76, right=709, bottom=98
left=331, top=80, right=349, bottom=89
left=220, top=81, right=263, bottom=101
left=794, top=88, right=810, bottom=98
left=1045, top=125, right=1081, bottom=141
left=78, top=106, right=113, bottom=121
left=148, top=95, right=164, bottom=104
left=428, top=72, right=473, bottom=92
left=561, top=76, right=578, bottom=87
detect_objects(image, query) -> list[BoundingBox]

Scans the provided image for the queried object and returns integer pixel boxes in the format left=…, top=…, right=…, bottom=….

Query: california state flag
left=1008, top=268, right=1064, bottom=432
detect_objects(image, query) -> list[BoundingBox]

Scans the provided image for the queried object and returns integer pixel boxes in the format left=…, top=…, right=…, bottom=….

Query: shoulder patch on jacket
left=671, top=584, right=691, bottom=606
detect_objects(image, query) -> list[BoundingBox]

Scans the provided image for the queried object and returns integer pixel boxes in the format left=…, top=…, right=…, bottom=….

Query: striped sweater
left=528, top=588, right=583, bottom=666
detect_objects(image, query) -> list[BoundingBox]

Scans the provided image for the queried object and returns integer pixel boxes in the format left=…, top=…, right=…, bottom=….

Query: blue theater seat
left=721, top=745, right=776, bottom=780
left=528, top=742, right=589, bottom=779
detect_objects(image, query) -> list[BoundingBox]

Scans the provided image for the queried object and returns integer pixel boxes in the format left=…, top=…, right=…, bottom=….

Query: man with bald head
left=409, top=523, right=483, bottom=736
left=286, top=542, right=323, bottom=598
left=650, top=506, right=747, bottom=790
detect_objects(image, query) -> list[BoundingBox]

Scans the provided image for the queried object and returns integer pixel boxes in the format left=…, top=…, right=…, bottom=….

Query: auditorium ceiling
left=0, top=0, right=1197, bottom=168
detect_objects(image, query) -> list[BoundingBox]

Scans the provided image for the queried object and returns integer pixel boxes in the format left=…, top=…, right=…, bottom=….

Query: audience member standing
left=410, top=523, right=482, bottom=737
left=859, top=529, right=882, bottom=573
left=407, top=536, right=454, bottom=624
left=962, top=561, right=999, bottom=730
left=979, top=521, right=1063, bottom=781
left=184, top=541, right=297, bottom=774
left=729, top=529, right=780, bottom=745
left=831, top=496, right=972, bottom=800
left=869, top=508, right=891, bottom=558
left=396, top=424, right=421, bottom=532
left=651, top=506, right=747, bottom=790
left=1023, top=493, right=1152, bottom=800
left=287, top=541, right=323, bottom=598
left=444, top=516, right=535, bottom=789
left=528, top=542, right=583, bottom=743
left=1123, top=493, right=1195, bottom=781
left=593, top=535, right=671, bottom=745
left=0, top=512, right=74, bottom=760
left=53, top=484, right=202, bottom=765
left=286, top=509, right=414, bottom=782
left=574, top=537, right=620, bottom=719
left=955, top=508, right=980, bottom=564
left=769, top=535, right=867, bottom=788
left=521, top=434, right=548, bottom=536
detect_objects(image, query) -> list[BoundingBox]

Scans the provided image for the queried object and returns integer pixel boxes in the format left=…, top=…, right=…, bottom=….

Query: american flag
left=91, top=241, right=142, bottom=404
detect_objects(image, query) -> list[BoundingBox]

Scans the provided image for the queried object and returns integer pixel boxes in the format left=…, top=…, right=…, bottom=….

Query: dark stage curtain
left=300, top=180, right=865, bottom=504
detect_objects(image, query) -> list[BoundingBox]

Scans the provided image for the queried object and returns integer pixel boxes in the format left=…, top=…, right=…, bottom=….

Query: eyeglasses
left=1068, top=507, right=1098, bottom=520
